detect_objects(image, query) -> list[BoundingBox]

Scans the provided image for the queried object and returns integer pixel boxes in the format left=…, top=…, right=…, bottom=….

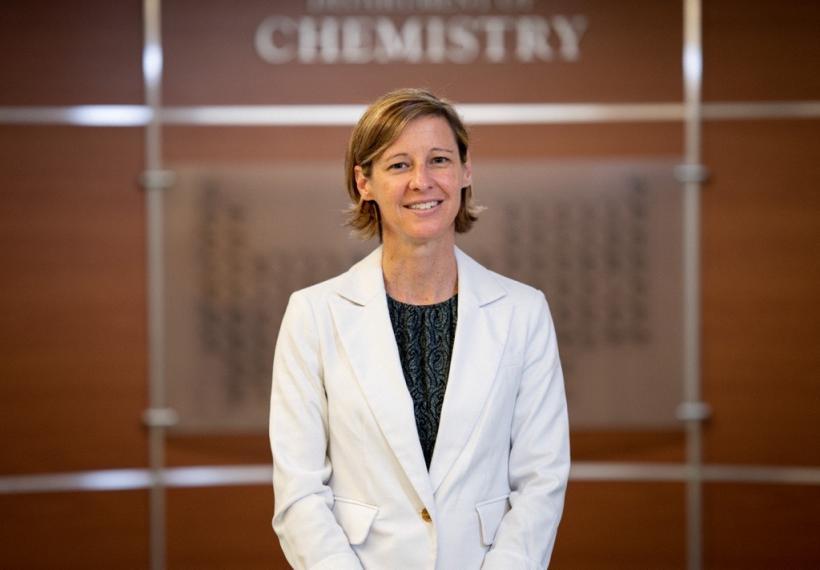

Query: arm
left=270, top=292, right=363, bottom=570
left=482, top=290, right=571, bottom=570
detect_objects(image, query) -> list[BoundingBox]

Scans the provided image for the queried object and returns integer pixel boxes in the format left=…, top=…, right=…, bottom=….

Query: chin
left=407, top=225, right=457, bottom=244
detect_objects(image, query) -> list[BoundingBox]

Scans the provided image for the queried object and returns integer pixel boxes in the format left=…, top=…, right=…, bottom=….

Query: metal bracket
left=142, top=407, right=179, bottom=428
left=676, top=401, right=712, bottom=422
left=674, top=163, right=710, bottom=184
left=139, top=169, right=176, bottom=190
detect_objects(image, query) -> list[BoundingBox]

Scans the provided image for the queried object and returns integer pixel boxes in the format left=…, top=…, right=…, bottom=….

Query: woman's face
left=355, top=115, right=472, bottom=248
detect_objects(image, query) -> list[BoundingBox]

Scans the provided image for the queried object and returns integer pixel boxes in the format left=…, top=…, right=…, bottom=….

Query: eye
left=387, top=161, right=409, bottom=171
left=431, top=156, right=451, bottom=165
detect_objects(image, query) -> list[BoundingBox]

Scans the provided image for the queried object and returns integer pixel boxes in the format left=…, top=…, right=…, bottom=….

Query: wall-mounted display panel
left=162, top=159, right=683, bottom=431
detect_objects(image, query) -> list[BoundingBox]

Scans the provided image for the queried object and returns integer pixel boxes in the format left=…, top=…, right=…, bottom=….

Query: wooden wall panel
left=571, top=431, right=684, bottom=463
left=2, top=2, right=819, bottom=569
left=703, top=1, right=820, bottom=102
left=552, top=482, right=686, bottom=569
left=0, top=1, right=143, bottom=105
left=167, top=486, right=288, bottom=569
left=167, top=434, right=271, bottom=467
left=701, top=120, right=820, bottom=466
left=0, top=491, right=148, bottom=569
left=0, top=127, right=147, bottom=474
left=703, top=484, right=820, bottom=569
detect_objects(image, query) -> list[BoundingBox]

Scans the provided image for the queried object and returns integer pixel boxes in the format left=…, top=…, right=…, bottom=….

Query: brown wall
left=1, top=1, right=818, bottom=568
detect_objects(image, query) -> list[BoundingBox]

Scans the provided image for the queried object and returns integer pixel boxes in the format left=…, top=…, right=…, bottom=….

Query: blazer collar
left=336, top=244, right=507, bottom=308
left=335, top=246, right=385, bottom=306
left=430, top=247, right=512, bottom=492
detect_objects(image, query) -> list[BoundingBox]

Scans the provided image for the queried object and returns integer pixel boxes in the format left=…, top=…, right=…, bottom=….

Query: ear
left=354, top=165, right=371, bottom=200
left=461, top=151, right=473, bottom=188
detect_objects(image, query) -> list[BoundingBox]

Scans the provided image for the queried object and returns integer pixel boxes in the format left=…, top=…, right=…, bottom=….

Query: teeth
left=408, top=201, right=439, bottom=210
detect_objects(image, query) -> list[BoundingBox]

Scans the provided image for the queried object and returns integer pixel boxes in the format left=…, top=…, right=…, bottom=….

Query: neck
left=381, top=235, right=458, bottom=305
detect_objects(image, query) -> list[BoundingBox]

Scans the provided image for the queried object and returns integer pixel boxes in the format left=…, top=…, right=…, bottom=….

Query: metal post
left=142, top=1, right=173, bottom=569
left=677, top=1, right=709, bottom=569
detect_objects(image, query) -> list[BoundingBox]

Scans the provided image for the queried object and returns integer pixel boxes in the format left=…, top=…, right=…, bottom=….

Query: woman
left=270, top=88, right=570, bottom=569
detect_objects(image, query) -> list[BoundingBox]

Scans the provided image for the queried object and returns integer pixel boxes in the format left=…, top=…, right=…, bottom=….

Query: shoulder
left=289, top=272, right=345, bottom=303
left=288, top=246, right=381, bottom=307
left=285, top=271, right=350, bottom=325
left=456, top=247, right=546, bottom=308
left=490, top=268, right=545, bottom=306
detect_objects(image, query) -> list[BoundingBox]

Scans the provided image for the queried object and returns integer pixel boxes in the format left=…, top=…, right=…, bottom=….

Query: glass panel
left=163, top=162, right=368, bottom=432
left=163, top=159, right=682, bottom=431
left=460, top=160, right=684, bottom=428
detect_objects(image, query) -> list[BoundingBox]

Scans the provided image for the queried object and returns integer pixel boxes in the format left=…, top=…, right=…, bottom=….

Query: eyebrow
left=383, top=147, right=456, bottom=162
left=383, top=152, right=409, bottom=162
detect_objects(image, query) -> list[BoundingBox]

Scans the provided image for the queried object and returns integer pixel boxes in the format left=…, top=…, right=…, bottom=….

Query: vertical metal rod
left=143, top=0, right=166, bottom=569
left=682, top=1, right=704, bottom=569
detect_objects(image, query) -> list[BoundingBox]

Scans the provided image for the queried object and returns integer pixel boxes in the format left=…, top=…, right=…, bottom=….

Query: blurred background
left=1, top=1, right=818, bottom=568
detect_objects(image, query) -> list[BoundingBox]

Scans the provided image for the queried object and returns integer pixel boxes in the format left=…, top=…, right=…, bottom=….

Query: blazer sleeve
left=270, top=291, right=363, bottom=570
left=482, top=290, right=571, bottom=570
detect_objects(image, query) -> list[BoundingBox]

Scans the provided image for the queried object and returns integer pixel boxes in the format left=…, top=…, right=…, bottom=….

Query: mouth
left=405, top=200, right=442, bottom=211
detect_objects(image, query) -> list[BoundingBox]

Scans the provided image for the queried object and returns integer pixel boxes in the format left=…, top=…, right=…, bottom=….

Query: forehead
left=380, top=115, right=458, bottom=154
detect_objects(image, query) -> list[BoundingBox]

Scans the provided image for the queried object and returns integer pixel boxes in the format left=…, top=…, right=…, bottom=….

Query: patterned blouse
left=387, top=294, right=458, bottom=469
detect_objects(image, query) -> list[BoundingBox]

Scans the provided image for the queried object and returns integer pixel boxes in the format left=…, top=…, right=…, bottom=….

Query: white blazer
left=270, top=246, right=570, bottom=570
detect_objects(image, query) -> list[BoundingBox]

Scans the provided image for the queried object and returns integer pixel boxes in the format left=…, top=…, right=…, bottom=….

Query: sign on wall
left=162, top=0, right=681, bottom=104
left=255, top=6, right=588, bottom=65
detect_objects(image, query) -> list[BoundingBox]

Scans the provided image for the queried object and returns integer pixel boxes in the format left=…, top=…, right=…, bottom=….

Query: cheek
left=434, top=171, right=463, bottom=193
left=365, top=179, right=391, bottom=204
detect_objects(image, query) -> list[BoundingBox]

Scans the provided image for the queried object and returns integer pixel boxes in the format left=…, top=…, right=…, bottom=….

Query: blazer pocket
left=332, top=496, right=379, bottom=546
left=475, top=494, right=511, bottom=546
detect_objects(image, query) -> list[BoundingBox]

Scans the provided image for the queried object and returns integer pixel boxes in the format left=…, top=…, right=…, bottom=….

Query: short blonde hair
left=345, top=88, right=480, bottom=239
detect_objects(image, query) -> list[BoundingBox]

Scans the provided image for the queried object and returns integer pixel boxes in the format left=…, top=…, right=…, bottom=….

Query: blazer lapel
left=429, top=247, right=512, bottom=493
left=328, top=246, right=435, bottom=510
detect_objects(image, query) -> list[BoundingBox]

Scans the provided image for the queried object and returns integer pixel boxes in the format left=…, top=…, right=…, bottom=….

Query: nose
left=410, top=164, right=432, bottom=191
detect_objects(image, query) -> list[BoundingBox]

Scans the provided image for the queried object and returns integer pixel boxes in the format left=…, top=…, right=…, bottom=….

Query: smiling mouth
left=406, top=200, right=442, bottom=210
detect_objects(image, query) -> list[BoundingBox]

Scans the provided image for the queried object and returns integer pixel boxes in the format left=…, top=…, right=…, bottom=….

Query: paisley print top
left=387, top=293, right=458, bottom=469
